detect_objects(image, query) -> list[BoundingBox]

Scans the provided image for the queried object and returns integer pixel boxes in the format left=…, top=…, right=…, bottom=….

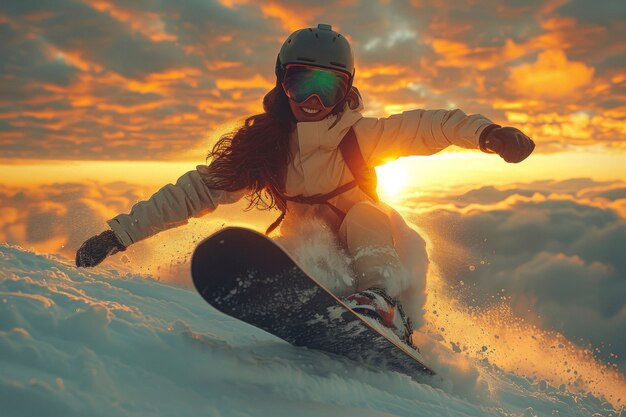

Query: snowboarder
left=76, top=24, right=534, bottom=348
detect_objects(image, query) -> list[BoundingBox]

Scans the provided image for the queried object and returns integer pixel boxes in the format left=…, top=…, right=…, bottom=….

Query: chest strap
left=265, top=126, right=378, bottom=235
left=339, top=126, right=379, bottom=203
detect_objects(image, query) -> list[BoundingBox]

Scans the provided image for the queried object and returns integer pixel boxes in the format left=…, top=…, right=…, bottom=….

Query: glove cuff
left=103, top=230, right=127, bottom=252
left=478, top=124, right=502, bottom=153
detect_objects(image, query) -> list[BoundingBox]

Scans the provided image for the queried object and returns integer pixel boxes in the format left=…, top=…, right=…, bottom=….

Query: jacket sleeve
left=106, top=166, right=247, bottom=247
left=353, top=108, right=495, bottom=166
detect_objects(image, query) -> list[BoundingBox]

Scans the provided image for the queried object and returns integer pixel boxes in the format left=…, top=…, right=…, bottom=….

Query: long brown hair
left=205, top=83, right=358, bottom=214
left=204, top=84, right=294, bottom=214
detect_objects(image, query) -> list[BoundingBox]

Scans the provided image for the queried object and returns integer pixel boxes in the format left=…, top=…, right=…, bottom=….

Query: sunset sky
left=1, top=0, right=624, bottom=163
left=1, top=0, right=626, bottom=397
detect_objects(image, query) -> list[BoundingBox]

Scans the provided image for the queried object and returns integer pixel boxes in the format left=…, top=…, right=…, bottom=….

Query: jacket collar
left=294, top=91, right=364, bottom=154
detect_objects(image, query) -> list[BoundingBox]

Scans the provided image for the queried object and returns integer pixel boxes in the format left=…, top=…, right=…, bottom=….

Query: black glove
left=76, top=230, right=126, bottom=268
left=479, top=124, right=535, bottom=163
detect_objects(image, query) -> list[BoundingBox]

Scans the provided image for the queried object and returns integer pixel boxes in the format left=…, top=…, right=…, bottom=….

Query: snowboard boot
left=344, top=287, right=415, bottom=349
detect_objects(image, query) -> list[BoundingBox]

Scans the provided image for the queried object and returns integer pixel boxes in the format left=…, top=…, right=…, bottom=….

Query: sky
left=1, top=0, right=625, bottom=392
left=0, top=0, right=625, bottom=163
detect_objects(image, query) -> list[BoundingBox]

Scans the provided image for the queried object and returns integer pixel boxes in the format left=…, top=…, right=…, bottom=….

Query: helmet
left=275, top=24, right=355, bottom=110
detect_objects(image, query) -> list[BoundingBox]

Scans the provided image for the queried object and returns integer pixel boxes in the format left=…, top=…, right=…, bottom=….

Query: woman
left=76, top=24, right=534, bottom=348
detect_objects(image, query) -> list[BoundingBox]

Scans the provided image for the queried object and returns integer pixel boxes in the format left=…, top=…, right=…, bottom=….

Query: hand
left=479, top=125, right=535, bottom=163
left=76, top=230, right=126, bottom=268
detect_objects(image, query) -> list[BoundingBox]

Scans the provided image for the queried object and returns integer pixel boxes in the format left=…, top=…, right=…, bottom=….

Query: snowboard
left=191, top=226, right=435, bottom=379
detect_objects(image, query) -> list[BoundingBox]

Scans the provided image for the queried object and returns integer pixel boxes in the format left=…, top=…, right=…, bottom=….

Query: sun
left=375, top=160, right=412, bottom=200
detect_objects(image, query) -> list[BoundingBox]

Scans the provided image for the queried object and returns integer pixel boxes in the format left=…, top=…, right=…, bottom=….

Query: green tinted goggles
left=281, top=64, right=350, bottom=108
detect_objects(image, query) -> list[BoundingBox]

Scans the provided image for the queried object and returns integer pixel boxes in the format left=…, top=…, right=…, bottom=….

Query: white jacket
left=107, top=92, right=493, bottom=247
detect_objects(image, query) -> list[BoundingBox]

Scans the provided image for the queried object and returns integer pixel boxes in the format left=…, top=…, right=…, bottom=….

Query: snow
left=1, top=243, right=622, bottom=417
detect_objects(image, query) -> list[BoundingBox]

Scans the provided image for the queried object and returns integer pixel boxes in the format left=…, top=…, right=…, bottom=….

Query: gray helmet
left=275, top=23, right=355, bottom=82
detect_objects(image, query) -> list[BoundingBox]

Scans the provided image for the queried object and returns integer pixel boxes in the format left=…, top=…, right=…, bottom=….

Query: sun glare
left=375, top=160, right=412, bottom=200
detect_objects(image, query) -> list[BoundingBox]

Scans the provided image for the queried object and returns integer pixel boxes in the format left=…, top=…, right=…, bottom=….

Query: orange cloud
left=357, top=64, right=419, bottom=94
left=0, top=13, right=18, bottom=28
left=215, top=74, right=274, bottom=90
left=358, top=77, right=411, bottom=93
left=431, top=39, right=493, bottom=70
left=424, top=12, right=606, bottom=90
left=507, top=50, right=595, bottom=99
left=0, top=131, right=25, bottom=140
left=259, top=3, right=314, bottom=32
left=22, top=10, right=58, bottom=23
left=43, top=46, right=105, bottom=73
left=216, top=0, right=252, bottom=7
left=429, top=37, right=536, bottom=72
left=162, top=113, right=200, bottom=125
left=205, top=60, right=242, bottom=72
left=497, top=109, right=626, bottom=150
left=256, top=2, right=354, bottom=33
left=89, top=0, right=177, bottom=42
left=96, top=100, right=172, bottom=115
left=359, top=64, right=409, bottom=79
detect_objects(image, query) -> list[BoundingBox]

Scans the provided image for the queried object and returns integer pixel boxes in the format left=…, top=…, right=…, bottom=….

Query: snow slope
left=1, top=244, right=622, bottom=417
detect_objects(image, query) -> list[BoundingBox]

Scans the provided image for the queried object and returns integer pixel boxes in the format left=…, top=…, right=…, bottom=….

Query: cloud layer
left=396, top=178, right=626, bottom=374
left=2, top=175, right=624, bottom=377
left=1, top=0, right=624, bottom=160
left=0, top=178, right=273, bottom=284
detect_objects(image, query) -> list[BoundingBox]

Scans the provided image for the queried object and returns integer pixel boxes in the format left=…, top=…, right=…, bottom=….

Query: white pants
left=338, top=201, right=429, bottom=327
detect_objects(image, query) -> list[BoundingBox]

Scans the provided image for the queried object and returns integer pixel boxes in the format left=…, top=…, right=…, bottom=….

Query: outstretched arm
left=76, top=166, right=246, bottom=267
left=354, top=108, right=534, bottom=165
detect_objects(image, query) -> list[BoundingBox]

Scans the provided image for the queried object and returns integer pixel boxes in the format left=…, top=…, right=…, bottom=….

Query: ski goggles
left=281, top=64, right=350, bottom=108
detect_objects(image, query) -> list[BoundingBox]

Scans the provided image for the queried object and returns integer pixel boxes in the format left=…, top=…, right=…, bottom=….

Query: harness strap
left=265, top=181, right=358, bottom=235
left=339, top=127, right=379, bottom=203
left=265, top=126, right=378, bottom=235
left=284, top=179, right=358, bottom=220
left=285, top=180, right=358, bottom=205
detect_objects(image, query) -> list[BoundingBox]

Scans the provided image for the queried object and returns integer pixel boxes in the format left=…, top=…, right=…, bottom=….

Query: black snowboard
left=191, top=227, right=435, bottom=379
